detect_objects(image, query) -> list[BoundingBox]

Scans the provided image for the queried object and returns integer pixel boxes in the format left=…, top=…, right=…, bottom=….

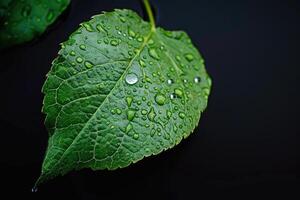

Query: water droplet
left=119, top=16, right=126, bottom=23
left=141, top=109, right=148, bottom=115
left=147, top=107, right=156, bottom=121
left=185, top=53, right=194, bottom=62
left=84, top=61, right=93, bottom=68
left=155, top=94, right=166, bottom=106
left=69, top=51, right=76, bottom=56
left=174, top=88, right=183, bottom=97
left=167, top=79, right=174, bottom=84
left=126, top=123, right=133, bottom=133
left=111, top=109, right=116, bottom=114
left=110, top=39, right=119, bottom=46
left=126, top=96, right=133, bottom=107
left=170, top=93, right=177, bottom=99
left=207, top=77, right=212, bottom=87
left=46, top=10, right=54, bottom=22
left=79, top=44, right=86, bottom=50
left=76, top=57, right=83, bottom=63
left=127, top=109, right=136, bottom=121
left=149, top=48, right=160, bottom=60
left=110, top=125, right=115, bottom=129
left=96, top=24, right=105, bottom=32
left=174, top=106, right=179, bottom=111
left=175, top=55, right=181, bottom=61
left=148, top=39, right=154, bottom=45
left=116, top=108, right=122, bottom=115
left=167, top=111, right=172, bottom=119
left=133, top=133, right=139, bottom=139
left=139, top=59, right=146, bottom=67
left=128, top=29, right=136, bottom=37
left=157, top=128, right=161, bottom=132
left=125, top=73, right=138, bottom=85
left=179, top=112, right=186, bottom=119
left=22, top=5, right=31, bottom=17
left=83, top=23, right=94, bottom=32
left=194, top=76, right=201, bottom=83
left=137, top=37, right=143, bottom=42
left=31, top=187, right=38, bottom=193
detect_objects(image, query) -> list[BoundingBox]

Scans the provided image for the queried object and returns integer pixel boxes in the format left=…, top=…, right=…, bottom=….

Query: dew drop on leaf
left=155, top=94, right=166, bottom=105
left=126, top=123, right=133, bottom=134
left=125, top=73, right=138, bottom=85
left=148, top=48, right=160, bottom=60
left=116, top=108, right=122, bottom=115
left=174, top=88, right=183, bottom=97
left=83, top=23, right=94, bottom=32
left=133, top=133, right=139, bottom=139
left=126, top=96, right=133, bottom=107
left=69, top=51, right=76, bottom=56
left=147, top=107, right=156, bottom=121
left=46, top=10, right=54, bottom=22
left=194, top=76, right=201, bottom=83
left=84, top=61, right=93, bottom=69
left=141, top=109, right=148, bottom=115
left=184, top=53, right=194, bottom=62
left=79, top=44, right=86, bottom=50
left=167, top=79, right=174, bottom=84
left=179, top=112, right=186, bottom=119
left=127, top=109, right=136, bottom=121
left=110, top=39, right=119, bottom=46
left=76, top=57, right=83, bottom=63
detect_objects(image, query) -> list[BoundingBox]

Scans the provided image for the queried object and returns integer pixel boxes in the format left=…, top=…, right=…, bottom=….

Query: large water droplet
left=127, top=109, right=136, bottom=121
left=125, top=73, right=138, bottom=85
left=185, top=53, right=194, bottom=62
left=148, top=48, right=160, bottom=60
left=126, top=96, right=133, bottom=107
left=155, top=94, right=166, bottom=106
left=147, top=107, right=156, bottom=121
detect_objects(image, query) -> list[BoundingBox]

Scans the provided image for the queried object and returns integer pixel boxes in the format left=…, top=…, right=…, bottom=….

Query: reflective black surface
left=0, top=0, right=299, bottom=199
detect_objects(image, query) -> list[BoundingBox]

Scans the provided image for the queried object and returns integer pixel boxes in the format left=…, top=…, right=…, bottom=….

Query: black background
left=0, top=0, right=299, bottom=199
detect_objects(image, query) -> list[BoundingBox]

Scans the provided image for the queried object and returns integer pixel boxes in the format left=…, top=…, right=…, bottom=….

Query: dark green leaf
left=0, top=0, right=70, bottom=48
left=38, top=9, right=212, bottom=186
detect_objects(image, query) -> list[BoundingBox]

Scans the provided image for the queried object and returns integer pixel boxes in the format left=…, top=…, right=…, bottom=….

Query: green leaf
left=0, top=0, right=70, bottom=49
left=38, top=9, right=212, bottom=186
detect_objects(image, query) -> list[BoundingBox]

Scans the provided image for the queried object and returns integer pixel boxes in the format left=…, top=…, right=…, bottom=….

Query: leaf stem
left=143, top=0, right=156, bottom=31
